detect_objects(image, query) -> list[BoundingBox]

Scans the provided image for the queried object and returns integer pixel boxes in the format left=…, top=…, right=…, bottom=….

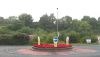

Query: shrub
left=68, top=31, right=80, bottom=43
left=0, top=28, right=12, bottom=34
left=40, top=35, right=53, bottom=44
left=0, top=34, right=13, bottom=45
left=18, top=27, right=33, bottom=34
left=31, top=37, right=38, bottom=44
left=34, top=28, right=47, bottom=35
left=31, top=34, right=53, bottom=44
left=12, top=33, right=30, bottom=45
left=81, top=35, right=97, bottom=43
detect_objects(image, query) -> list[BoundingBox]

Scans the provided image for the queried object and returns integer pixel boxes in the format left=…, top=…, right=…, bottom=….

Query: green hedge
left=12, top=33, right=30, bottom=45
left=0, top=34, right=13, bottom=45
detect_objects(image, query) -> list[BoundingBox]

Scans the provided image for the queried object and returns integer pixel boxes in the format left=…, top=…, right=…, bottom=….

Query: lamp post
left=56, top=8, right=59, bottom=37
left=53, top=8, right=59, bottom=47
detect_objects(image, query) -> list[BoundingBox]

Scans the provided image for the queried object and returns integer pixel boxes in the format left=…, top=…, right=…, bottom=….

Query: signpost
left=53, top=37, right=58, bottom=47
left=86, top=39, right=91, bottom=44
left=53, top=8, right=59, bottom=47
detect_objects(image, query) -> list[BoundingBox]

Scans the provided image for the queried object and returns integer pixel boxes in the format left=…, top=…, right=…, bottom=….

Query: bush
left=31, top=34, right=53, bottom=44
left=18, top=27, right=33, bottom=34
left=12, top=33, right=30, bottom=45
left=40, top=35, right=53, bottom=44
left=58, top=32, right=67, bottom=41
left=0, top=28, right=12, bottom=34
left=82, top=35, right=97, bottom=43
left=34, top=28, right=47, bottom=35
left=31, top=36, right=38, bottom=44
left=0, top=34, right=13, bottom=45
left=68, top=31, right=80, bottom=43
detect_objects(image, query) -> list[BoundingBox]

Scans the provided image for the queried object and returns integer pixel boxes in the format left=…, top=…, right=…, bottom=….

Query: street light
left=56, top=8, right=59, bottom=37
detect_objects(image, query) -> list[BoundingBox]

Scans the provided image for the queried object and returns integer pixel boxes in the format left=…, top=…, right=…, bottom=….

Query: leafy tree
left=78, top=21, right=91, bottom=33
left=49, top=13, right=56, bottom=23
left=19, top=13, right=33, bottom=27
left=34, top=28, right=47, bottom=35
left=97, top=17, right=100, bottom=33
left=71, top=19, right=80, bottom=32
left=39, top=14, right=56, bottom=32
left=18, top=27, right=33, bottom=34
left=60, top=16, right=72, bottom=30
left=81, top=16, right=91, bottom=21
left=89, top=17, right=98, bottom=33
left=0, top=16, right=5, bottom=25
left=7, top=20, right=24, bottom=31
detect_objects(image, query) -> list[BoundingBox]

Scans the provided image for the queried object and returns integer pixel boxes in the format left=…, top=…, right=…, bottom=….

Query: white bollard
left=66, top=36, right=69, bottom=44
left=97, top=36, right=100, bottom=44
left=38, top=36, right=40, bottom=45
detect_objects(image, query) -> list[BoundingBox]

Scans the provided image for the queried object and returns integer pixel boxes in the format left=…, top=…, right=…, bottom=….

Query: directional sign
left=53, top=37, right=58, bottom=42
left=86, top=39, right=91, bottom=44
left=53, top=37, right=58, bottom=47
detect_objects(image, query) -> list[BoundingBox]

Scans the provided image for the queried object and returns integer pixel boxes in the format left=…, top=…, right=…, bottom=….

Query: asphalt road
left=0, top=45, right=100, bottom=57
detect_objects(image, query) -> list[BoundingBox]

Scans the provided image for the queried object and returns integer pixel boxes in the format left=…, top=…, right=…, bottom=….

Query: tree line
left=0, top=13, right=100, bottom=45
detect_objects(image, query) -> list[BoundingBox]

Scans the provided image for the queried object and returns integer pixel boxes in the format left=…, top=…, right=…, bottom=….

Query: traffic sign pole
left=53, top=37, right=58, bottom=47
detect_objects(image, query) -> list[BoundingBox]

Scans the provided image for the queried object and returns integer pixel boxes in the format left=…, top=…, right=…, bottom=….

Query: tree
left=81, top=16, right=91, bottom=22
left=7, top=20, right=24, bottom=31
left=97, top=17, right=100, bottom=33
left=39, top=14, right=56, bottom=32
left=78, top=21, right=91, bottom=33
left=19, top=13, right=33, bottom=27
left=18, top=27, right=33, bottom=34
left=71, top=19, right=80, bottom=32
left=49, top=13, right=56, bottom=23
left=0, top=17, right=4, bottom=22
left=89, top=17, right=97, bottom=30
left=60, top=16, right=72, bottom=30
left=6, top=16, right=18, bottom=24
left=82, top=16, right=98, bottom=33
left=0, top=16, right=5, bottom=25
left=49, top=13, right=56, bottom=31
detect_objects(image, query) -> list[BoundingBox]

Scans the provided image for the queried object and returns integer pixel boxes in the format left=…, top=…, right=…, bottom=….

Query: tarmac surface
left=0, top=45, right=100, bottom=57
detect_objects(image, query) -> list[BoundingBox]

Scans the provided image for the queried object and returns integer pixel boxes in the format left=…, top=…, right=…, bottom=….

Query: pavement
left=0, top=45, right=100, bottom=57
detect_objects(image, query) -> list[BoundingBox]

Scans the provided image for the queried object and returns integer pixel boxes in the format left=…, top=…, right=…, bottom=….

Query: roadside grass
left=71, top=43, right=99, bottom=46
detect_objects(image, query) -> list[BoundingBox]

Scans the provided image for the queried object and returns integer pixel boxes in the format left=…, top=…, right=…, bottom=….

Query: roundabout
left=32, top=44, right=73, bottom=50
left=15, top=35, right=97, bottom=55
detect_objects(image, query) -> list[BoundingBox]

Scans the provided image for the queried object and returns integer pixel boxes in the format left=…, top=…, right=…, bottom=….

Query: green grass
left=71, top=43, right=99, bottom=46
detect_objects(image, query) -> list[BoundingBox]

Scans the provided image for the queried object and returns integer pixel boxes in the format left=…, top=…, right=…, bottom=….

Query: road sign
left=53, top=37, right=58, bottom=42
left=86, top=39, right=91, bottom=44
left=53, top=37, right=58, bottom=47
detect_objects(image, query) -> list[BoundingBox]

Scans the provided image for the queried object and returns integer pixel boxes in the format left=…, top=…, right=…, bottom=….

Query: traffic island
left=32, top=44, right=73, bottom=50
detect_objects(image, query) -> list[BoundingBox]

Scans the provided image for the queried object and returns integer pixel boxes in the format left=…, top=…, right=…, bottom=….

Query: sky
left=0, top=0, right=100, bottom=21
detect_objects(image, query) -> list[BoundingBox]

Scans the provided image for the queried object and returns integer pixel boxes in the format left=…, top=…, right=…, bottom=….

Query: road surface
left=0, top=45, right=100, bottom=57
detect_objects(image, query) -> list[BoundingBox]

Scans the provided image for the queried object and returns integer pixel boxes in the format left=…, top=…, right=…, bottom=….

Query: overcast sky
left=0, top=0, right=100, bottom=21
